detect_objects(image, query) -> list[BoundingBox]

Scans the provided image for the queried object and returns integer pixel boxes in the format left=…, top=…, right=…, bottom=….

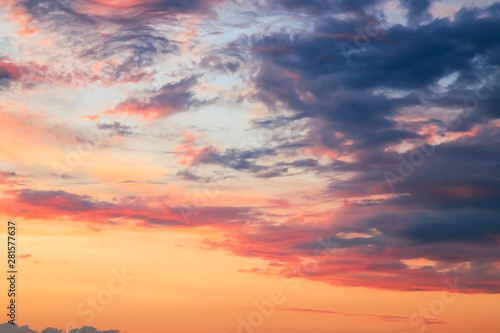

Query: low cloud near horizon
left=0, top=324, right=120, bottom=333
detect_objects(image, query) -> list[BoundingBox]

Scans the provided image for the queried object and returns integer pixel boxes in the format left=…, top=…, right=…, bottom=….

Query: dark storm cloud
left=334, top=209, right=499, bottom=248
left=400, top=0, right=434, bottom=26
left=252, top=6, right=500, bottom=90
left=273, top=0, right=381, bottom=13
left=252, top=61, right=423, bottom=151
left=394, top=211, right=500, bottom=245
left=240, top=3, right=500, bottom=155
left=325, top=128, right=500, bottom=211
left=186, top=2, right=500, bottom=293
left=388, top=145, right=500, bottom=211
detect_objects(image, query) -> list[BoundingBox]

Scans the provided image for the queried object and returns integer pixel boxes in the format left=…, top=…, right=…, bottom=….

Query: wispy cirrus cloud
left=282, top=308, right=444, bottom=324
left=105, top=76, right=207, bottom=119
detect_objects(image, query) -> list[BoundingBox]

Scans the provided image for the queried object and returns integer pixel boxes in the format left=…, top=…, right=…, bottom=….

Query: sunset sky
left=1, top=0, right=500, bottom=332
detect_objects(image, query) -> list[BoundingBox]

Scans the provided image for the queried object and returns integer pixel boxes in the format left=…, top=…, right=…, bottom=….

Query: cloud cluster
left=0, top=188, right=262, bottom=229
left=1, top=0, right=500, bottom=295
left=194, top=2, right=500, bottom=293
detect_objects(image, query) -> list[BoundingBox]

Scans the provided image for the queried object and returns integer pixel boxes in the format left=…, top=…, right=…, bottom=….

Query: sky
left=0, top=0, right=500, bottom=332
